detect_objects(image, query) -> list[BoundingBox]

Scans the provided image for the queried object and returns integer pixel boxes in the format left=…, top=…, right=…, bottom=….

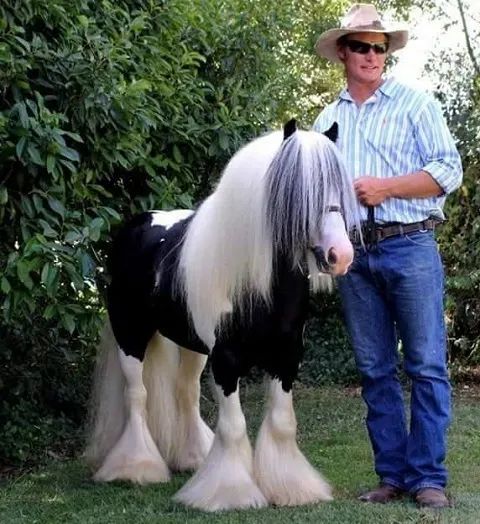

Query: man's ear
left=323, top=122, right=338, bottom=143
left=283, top=118, right=297, bottom=140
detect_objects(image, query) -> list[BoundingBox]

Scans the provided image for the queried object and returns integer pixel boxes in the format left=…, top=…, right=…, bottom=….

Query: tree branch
left=457, top=0, right=480, bottom=75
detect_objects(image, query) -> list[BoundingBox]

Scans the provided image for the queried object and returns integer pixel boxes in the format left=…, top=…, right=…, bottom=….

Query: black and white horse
left=85, top=121, right=359, bottom=511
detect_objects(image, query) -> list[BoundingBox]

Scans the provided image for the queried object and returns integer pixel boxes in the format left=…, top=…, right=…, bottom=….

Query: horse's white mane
left=178, top=129, right=357, bottom=349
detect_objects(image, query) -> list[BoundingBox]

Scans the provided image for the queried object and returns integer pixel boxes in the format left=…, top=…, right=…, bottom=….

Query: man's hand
left=354, top=171, right=443, bottom=206
left=354, top=176, right=389, bottom=206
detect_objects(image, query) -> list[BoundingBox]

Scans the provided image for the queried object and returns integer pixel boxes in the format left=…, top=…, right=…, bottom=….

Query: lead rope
left=366, top=205, right=376, bottom=249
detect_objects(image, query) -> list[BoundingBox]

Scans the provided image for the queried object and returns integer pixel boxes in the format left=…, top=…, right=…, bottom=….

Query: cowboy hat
left=315, top=4, right=409, bottom=63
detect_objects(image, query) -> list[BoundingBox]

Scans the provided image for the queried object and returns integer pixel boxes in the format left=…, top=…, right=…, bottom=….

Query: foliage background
left=425, top=0, right=480, bottom=373
left=1, top=0, right=479, bottom=468
left=0, top=0, right=351, bottom=467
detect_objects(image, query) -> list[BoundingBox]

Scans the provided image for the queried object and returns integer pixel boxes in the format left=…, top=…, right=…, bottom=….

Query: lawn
left=1, top=384, right=479, bottom=523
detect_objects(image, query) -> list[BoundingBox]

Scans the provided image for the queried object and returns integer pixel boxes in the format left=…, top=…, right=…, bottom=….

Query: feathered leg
left=92, top=347, right=170, bottom=484
left=254, top=378, right=332, bottom=505
left=142, top=334, right=180, bottom=470
left=174, top=382, right=267, bottom=511
left=85, top=320, right=127, bottom=471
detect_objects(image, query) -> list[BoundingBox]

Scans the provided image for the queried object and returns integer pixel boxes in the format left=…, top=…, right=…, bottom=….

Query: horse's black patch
left=283, top=118, right=297, bottom=140
left=323, top=122, right=338, bottom=143
left=107, top=212, right=210, bottom=361
left=107, top=211, right=309, bottom=395
left=211, top=256, right=309, bottom=396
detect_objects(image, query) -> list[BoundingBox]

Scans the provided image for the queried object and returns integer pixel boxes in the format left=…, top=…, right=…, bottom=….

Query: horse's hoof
left=261, top=480, right=333, bottom=506
left=94, top=458, right=170, bottom=485
left=255, top=461, right=333, bottom=506
left=174, top=479, right=268, bottom=511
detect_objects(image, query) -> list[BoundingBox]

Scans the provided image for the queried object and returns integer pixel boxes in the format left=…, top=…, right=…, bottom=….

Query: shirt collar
left=378, top=77, right=398, bottom=98
left=339, top=76, right=399, bottom=103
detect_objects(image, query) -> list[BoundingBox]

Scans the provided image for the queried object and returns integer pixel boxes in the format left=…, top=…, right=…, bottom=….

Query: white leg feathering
left=174, top=384, right=267, bottom=511
left=93, top=350, right=170, bottom=484
left=254, top=379, right=332, bottom=505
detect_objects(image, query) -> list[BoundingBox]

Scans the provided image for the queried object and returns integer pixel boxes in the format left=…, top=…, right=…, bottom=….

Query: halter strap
left=365, top=205, right=376, bottom=245
left=326, top=205, right=342, bottom=214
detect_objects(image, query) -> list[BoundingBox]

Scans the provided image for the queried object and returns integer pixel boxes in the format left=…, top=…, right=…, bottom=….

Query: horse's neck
left=272, top=253, right=309, bottom=285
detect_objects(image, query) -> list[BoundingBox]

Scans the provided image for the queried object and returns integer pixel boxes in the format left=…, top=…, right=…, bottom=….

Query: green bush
left=0, top=0, right=350, bottom=466
left=438, top=89, right=480, bottom=367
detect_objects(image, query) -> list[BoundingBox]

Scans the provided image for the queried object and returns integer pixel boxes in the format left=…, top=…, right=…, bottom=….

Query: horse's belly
left=155, top=297, right=210, bottom=355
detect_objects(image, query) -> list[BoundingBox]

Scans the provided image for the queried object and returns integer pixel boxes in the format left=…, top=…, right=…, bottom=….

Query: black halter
left=326, top=205, right=342, bottom=214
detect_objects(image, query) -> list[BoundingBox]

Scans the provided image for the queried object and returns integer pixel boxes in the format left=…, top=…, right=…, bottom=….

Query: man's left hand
left=354, top=176, right=389, bottom=206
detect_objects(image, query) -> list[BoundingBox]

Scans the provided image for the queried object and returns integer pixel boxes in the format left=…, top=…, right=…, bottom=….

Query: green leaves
left=1, top=276, right=12, bottom=293
left=0, top=0, right=350, bottom=355
left=8, top=97, right=82, bottom=182
left=16, top=259, right=34, bottom=289
left=0, top=187, right=8, bottom=205
left=0, top=0, right=353, bottom=466
left=48, top=198, right=66, bottom=219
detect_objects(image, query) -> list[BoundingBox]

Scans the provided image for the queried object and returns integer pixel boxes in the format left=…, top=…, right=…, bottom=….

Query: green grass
left=1, top=385, right=479, bottom=524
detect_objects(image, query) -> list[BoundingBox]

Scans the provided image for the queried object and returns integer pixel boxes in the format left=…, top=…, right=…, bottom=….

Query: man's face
left=337, top=32, right=388, bottom=85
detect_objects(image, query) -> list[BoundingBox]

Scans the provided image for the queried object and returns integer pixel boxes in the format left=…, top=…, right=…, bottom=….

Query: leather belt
left=350, top=219, right=439, bottom=245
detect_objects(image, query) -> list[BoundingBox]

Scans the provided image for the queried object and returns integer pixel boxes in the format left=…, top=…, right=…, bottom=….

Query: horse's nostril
left=327, top=248, right=337, bottom=266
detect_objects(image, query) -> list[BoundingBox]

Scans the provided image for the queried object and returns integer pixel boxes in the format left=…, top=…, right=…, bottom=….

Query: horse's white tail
left=143, top=334, right=180, bottom=467
left=85, top=320, right=126, bottom=469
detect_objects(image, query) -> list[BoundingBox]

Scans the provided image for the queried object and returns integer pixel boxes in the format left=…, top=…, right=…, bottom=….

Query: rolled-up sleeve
left=415, top=99, right=463, bottom=194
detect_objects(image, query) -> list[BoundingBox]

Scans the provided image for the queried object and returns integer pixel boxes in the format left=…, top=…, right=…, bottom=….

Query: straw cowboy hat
left=315, top=3, right=409, bottom=63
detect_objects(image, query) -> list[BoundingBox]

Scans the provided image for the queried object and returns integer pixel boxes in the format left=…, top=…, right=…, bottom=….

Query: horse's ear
left=323, top=122, right=338, bottom=143
left=283, top=118, right=297, bottom=140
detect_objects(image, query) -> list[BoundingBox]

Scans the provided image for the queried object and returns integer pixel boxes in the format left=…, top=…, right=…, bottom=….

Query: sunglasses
left=345, top=39, right=389, bottom=55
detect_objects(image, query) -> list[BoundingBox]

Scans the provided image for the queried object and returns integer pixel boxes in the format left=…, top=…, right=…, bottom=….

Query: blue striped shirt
left=312, top=77, right=463, bottom=223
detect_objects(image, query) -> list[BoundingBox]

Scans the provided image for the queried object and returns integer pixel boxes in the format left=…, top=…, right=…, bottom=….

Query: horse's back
left=109, top=211, right=191, bottom=282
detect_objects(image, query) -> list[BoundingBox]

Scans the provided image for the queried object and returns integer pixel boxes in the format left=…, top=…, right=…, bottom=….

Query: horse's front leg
left=174, top=348, right=267, bottom=511
left=252, top=267, right=332, bottom=505
left=254, top=377, right=332, bottom=505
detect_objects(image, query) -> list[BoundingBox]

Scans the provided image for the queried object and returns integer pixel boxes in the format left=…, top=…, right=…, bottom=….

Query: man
left=313, top=4, right=462, bottom=509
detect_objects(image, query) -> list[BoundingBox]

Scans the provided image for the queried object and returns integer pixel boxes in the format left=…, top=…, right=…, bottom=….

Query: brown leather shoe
left=415, top=488, right=451, bottom=508
left=358, top=483, right=404, bottom=503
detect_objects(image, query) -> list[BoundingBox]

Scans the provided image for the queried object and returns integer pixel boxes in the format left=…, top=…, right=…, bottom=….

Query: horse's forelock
left=266, top=130, right=354, bottom=265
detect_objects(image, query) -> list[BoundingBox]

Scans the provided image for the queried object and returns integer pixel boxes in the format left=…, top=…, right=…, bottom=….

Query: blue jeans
left=337, top=231, right=451, bottom=493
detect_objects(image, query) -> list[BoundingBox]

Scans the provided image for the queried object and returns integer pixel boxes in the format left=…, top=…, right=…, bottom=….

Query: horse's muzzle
left=310, top=246, right=335, bottom=273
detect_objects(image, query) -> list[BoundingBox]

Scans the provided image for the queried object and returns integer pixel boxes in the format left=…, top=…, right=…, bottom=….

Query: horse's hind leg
left=91, top=324, right=170, bottom=484
left=254, top=378, right=332, bottom=505
left=174, top=348, right=267, bottom=511
left=170, top=348, right=213, bottom=471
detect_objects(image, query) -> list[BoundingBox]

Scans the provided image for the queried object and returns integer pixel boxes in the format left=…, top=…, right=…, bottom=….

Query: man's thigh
left=382, top=232, right=447, bottom=375
left=337, top=248, right=398, bottom=378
